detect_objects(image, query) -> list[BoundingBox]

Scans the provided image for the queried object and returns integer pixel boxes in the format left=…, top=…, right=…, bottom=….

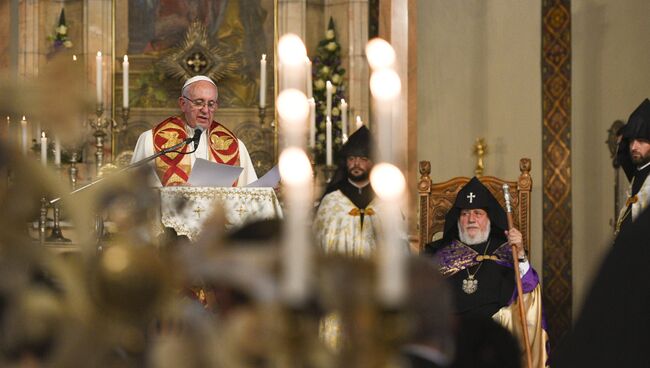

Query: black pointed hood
left=320, top=126, right=373, bottom=198
left=443, top=177, right=508, bottom=241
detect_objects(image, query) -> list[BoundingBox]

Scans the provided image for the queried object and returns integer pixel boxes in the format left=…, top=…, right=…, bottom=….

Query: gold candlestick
left=473, top=138, right=487, bottom=177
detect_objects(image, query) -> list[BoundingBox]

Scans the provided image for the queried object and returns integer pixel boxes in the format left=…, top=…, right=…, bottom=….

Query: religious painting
left=122, top=0, right=274, bottom=109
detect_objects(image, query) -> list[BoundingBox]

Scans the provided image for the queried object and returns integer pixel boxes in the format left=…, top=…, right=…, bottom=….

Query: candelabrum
left=88, top=104, right=113, bottom=175
left=38, top=196, right=48, bottom=244
left=69, top=151, right=79, bottom=191
left=270, top=255, right=409, bottom=368
left=46, top=203, right=71, bottom=243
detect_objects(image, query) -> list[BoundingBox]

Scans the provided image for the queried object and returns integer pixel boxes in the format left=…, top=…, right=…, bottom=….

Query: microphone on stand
left=190, top=128, right=203, bottom=150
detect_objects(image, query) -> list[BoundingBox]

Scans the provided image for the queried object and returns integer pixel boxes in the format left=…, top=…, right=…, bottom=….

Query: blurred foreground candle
left=20, top=116, right=27, bottom=155
left=366, top=38, right=396, bottom=70
left=325, top=116, right=332, bottom=165
left=96, top=51, right=103, bottom=106
left=279, top=147, right=313, bottom=305
left=259, top=54, right=267, bottom=107
left=122, top=55, right=129, bottom=108
left=40, top=132, right=47, bottom=167
left=367, top=39, right=401, bottom=163
left=370, top=163, right=407, bottom=307
left=326, top=80, right=333, bottom=121
left=277, top=89, right=309, bottom=149
left=369, top=68, right=401, bottom=163
left=278, top=34, right=307, bottom=91
left=308, top=98, right=316, bottom=149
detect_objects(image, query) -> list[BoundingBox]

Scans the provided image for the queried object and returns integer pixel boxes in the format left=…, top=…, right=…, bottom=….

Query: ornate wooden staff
left=502, top=184, right=533, bottom=368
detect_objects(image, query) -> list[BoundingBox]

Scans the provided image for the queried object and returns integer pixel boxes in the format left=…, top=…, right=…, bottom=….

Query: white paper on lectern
left=187, top=158, right=243, bottom=187
left=246, top=165, right=280, bottom=188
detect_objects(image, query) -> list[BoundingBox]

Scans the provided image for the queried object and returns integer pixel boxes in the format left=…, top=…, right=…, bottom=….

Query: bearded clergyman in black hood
left=313, top=126, right=381, bottom=257
left=424, top=177, right=549, bottom=367
left=615, top=98, right=650, bottom=235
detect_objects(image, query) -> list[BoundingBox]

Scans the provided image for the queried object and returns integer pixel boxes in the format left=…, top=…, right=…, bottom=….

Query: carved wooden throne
left=417, top=159, right=532, bottom=253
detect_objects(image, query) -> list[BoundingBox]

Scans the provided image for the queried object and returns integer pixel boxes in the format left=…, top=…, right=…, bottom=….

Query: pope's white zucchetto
left=182, top=75, right=216, bottom=92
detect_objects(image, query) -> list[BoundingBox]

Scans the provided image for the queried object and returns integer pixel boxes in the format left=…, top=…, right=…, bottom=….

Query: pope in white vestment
left=131, top=75, right=257, bottom=187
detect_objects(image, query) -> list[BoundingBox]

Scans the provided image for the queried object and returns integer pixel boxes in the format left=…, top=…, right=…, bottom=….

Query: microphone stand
left=43, top=132, right=199, bottom=246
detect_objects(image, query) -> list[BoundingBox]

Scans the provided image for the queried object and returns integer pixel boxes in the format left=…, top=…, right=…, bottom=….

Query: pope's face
left=629, top=138, right=650, bottom=166
left=458, top=208, right=490, bottom=241
left=179, top=81, right=218, bottom=130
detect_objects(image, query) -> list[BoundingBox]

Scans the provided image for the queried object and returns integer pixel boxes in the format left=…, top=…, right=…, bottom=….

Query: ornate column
left=541, top=0, right=572, bottom=348
left=18, top=0, right=40, bottom=78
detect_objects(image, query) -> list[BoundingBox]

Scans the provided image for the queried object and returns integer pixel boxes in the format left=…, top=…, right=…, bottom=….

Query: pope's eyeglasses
left=181, top=95, right=218, bottom=111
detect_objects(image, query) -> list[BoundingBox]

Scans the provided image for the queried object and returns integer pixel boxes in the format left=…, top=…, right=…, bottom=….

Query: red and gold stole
left=153, top=117, right=240, bottom=186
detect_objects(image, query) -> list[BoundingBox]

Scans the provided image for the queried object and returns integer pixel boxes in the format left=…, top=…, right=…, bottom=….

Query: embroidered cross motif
left=467, top=192, right=476, bottom=203
left=193, top=206, right=204, bottom=219
left=236, top=205, right=247, bottom=217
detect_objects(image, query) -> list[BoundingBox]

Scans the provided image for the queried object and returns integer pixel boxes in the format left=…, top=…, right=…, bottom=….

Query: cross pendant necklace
left=462, top=239, right=491, bottom=294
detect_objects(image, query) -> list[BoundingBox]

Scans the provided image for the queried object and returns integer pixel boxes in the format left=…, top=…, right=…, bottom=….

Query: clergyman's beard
left=458, top=220, right=491, bottom=245
left=631, top=152, right=650, bottom=167
left=348, top=170, right=369, bottom=183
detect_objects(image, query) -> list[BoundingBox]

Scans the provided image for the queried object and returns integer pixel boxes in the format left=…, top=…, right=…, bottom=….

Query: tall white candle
left=308, top=98, right=316, bottom=149
left=20, top=116, right=27, bottom=156
left=356, top=115, right=363, bottom=130
left=306, top=57, right=313, bottom=99
left=260, top=54, right=267, bottom=107
left=5, top=116, right=8, bottom=140
left=96, top=51, right=103, bottom=106
left=325, top=116, right=333, bottom=166
left=279, top=148, right=313, bottom=306
left=122, top=55, right=129, bottom=108
left=40, top=132, right=47, bottom=167
left=54, top=137, right=61, bottom=166
left=277, top=89, right=309, bottom=149
left=277, top=34, right=307, bottom=91
left=370, top=163, right=407, bottom=307
left=340, top=99, right=348, bottom=139
left=326, top=81, right=333, bottom=121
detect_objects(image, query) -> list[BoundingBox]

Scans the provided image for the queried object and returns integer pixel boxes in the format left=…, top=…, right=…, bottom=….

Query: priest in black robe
left=313, top=126, right=379, bottom=257
left=615, top=98, right=650, bottom=235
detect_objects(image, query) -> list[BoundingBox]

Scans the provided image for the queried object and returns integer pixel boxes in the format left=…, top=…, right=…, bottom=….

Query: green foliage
left=311, top=17, right=347, bottom=165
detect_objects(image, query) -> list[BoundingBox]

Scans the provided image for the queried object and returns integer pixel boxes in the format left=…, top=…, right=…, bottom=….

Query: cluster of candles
left=260, top=52, right=363, bottom=166
left=95, top=51, right=129, bottom=109
left=5, top=116, right=62, bottom=167
left=276, top=34, right=406, bottom=307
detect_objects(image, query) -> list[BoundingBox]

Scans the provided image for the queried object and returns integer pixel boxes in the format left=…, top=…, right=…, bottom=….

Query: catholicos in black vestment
left=423, top=178, right=548, bottom=367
